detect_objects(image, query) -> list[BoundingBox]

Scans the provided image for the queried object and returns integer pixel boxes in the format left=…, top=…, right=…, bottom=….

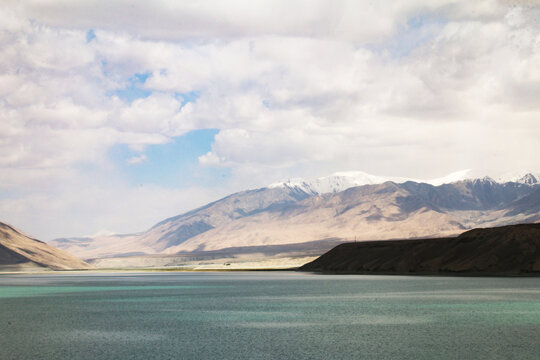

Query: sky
left=1, top=0, right=539, bottom=240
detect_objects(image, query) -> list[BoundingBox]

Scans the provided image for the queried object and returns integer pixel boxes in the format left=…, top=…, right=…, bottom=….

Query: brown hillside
left=300, top=223, right=540, bottom=275
left=0, top=222, right=92, bottom=270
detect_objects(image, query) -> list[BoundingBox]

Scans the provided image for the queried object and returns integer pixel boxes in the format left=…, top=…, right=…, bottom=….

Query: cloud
left=1, top=0, right=539, bottom=238
left=126, top=154, right=147, bottom=165
left=7, top=0, right=440, bottom=43
left=0, top=179, right=229, bottom=239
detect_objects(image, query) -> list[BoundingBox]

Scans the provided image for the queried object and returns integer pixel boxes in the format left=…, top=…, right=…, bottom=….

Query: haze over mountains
left=48, top=170, right=540, bottom=264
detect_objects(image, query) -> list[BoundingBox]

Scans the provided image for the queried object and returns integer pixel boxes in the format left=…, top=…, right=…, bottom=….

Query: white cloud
left=0, top=179, right=229, bottom=239
left=7, top=0, right=441, bottom=43
left=1, top=0, right=539, bottom=239
left=126, top=154, right=147, bottom=165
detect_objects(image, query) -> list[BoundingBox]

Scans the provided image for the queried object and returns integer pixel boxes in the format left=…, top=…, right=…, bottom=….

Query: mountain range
left=49, top=171, right=540, bottom=265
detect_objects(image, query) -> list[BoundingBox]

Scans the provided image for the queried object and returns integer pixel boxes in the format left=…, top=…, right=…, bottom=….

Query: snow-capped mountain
left=51, top=170, right=540, bottom=264
left=496, top=172, right=540, bottom=185
left=269, top=170, right=539, bottom=195
left=269, top=169, right=473, bottom=194
left=268, top=171, right=410, bottom=195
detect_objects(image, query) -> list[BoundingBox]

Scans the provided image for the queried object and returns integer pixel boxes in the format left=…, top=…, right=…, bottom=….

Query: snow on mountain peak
left=495, top=171, right=540, bottom=185
left=268, top=171, right=404, bottom=195
left=518, top=173, right=539, bottom=185
left=269, top=169, right=538, bottom=195
left=269, top=169, right=473, bottom=195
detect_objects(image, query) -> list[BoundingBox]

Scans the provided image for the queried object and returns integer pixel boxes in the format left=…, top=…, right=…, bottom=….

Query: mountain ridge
left=269, top=170, right=539, bottom=195
left=299, top=223, right=540, bottom=275
left=49, top=172, right=540, bottom=262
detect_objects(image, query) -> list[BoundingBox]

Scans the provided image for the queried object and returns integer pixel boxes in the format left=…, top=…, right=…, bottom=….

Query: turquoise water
left=0, top=272, right=539, bottom=360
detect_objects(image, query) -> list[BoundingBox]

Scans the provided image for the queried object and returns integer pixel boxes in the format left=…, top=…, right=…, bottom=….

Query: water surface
left=0, top=272, right=539, bottom=359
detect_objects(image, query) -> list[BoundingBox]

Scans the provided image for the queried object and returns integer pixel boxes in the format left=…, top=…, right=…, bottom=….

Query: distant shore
left=0, top=255, right=318, bottom=274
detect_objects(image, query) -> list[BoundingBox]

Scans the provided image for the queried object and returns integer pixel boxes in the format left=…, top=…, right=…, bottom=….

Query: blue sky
left=112, top=72, right=152, bottom=102
left=108, top=72, right=217, bottom=188
left=110, top=129, right=230, bottom=188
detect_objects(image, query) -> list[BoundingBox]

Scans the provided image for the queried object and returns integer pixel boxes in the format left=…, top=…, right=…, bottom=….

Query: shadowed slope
left=300, top=223, right=540, bottom=275
left=0, top=222, right=91, bottom=270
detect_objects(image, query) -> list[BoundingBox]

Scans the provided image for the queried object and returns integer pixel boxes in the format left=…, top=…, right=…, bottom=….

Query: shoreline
left=1, top=268, right=540, bottom=277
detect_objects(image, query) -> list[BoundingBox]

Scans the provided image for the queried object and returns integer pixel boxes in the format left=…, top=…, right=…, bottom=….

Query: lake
left=0, top=272, right=539, bottom=359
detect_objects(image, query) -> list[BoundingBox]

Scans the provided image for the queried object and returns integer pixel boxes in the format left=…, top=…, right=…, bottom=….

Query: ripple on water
left=0, top=273, right=538, bottom=360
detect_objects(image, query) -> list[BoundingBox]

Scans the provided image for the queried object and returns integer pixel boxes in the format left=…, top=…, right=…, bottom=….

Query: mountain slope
left=0, top=222, right=91, bottom=270
left=164, top=178, right=538, bottom=253
left=51, top=186, right=312, bottom=259
left=50, top=174, right=540, bottom=261
left=300, top=223, right=540, bottom=275
left=164, top=181, right=463, bottom=253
